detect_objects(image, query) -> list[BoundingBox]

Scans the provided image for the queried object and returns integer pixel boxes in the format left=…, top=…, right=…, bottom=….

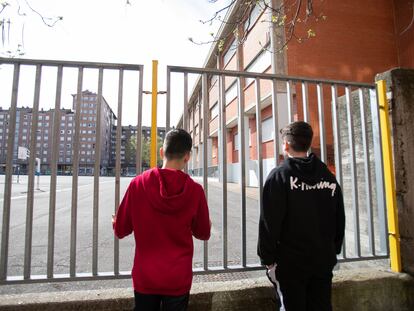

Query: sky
left=0, top=0, right=230, bottom=126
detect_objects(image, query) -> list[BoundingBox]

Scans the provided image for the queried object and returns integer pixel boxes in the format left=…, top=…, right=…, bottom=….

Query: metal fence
left=167, top=65, right=389, bottom=270
left=0, top=58, right=389, bottom=285
left=0, top=58, right=144, bottom=284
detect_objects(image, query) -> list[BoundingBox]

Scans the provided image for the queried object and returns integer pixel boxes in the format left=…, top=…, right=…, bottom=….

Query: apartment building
left=72, top=90, right=116, bottom=175
left=184, top=0, right=414, bottom=185
left=0, top=95, right=167, bottom=176
left=0, top=107, right=74, bottom=174
left=109, top=125, right=166, bottom=175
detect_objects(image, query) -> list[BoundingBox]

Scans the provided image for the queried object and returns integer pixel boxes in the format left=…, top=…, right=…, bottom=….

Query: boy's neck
left=287, top=150, right=308, bottom=158
left=162, top=160, right=185, bottom=171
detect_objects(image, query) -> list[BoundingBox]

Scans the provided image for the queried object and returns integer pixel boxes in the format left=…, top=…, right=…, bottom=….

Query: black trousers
left=134, top=291, right=189, bottom=311
left=270, top=263, right=333, bottom=311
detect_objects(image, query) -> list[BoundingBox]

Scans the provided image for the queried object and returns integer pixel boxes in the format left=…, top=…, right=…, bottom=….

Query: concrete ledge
left=0, top=269, right=413, bottom=310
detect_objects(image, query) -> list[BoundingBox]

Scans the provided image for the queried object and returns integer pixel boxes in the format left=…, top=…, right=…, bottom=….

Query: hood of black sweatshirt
left=284, top=153, right=328, bottom=184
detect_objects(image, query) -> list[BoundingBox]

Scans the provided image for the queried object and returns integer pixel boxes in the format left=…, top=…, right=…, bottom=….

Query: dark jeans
left=134, top=291, right=189, bottom=311
left=271, top=263, right=333, bottom=311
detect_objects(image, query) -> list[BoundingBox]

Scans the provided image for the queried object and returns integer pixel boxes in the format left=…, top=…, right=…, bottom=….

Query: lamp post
left=143, top=60, right=167, bottom=168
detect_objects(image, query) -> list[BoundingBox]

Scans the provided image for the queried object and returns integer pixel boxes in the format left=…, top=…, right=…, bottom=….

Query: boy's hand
left=112, top=214, right=116, bottom=225
left=266, top=263, right=277, bottom=285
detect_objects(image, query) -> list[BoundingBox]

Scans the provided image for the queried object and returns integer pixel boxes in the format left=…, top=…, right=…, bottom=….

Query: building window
left=66, top=144, right=71, bottom=148
left=43, top=157, right=47, bottom=162
left=234, top=133, right=239, bottom=151
left=66, top=158, right=71, bottom=162
left=67, top=137, right=72, bottom=141
left=39, top=116, right=43, bottom=120
left=225, top=82, right=238, bottom=104
left=60, top=130, right=64, bottom=134
left=43, top=150, right=47, bottom=155
left=223, top=39, right=237, bottom=65
left=245, top=49, right=271, bottom=85
left=262, top=117, right=274, bottom=142
left=45, top=116, right=49, bottom=120
left=67, top=130, right=72, bottom=134
left=211, top=102, right=219, bottom=119
left=60, top=137, right=64, bottom=141
left=244, top=4, right=263, bottom=32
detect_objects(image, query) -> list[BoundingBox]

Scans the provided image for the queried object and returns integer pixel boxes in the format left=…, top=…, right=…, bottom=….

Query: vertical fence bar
left=0, top=63, right=20, bottom=281
left=271, top=79, right=280, bottom=166
left=198, top=93, right=202, bottom=171
left=202, top=73, right=209, bottom=271
left=183, top=73, right=188, bottom=131
left=286, top=80, right=294, bottom=123
left=345, top=86, right=361, bottom=257
left=24, top=64, right=42, bottom=279
left=92, top=68, right=104, bottom=276
left=136, top=67, right=144, bottom=175
left=114, top=70, right=124, bottom=275
left=47, top=65, right=63, bottom=278
left=237, top=77, right=247, bottom=267
left=359, top=88, right=375, bottom=256
left=255, top=78, right=264, bottom=239
left=183, top=72, right=188, bottom=174
left=70, top=67, right=83, bottom=277
left=219, top=74, right=228, bottom=268
left=369, top=88, right=388, bottom=255
left=317, top=83, right=327, bottom=163
left=166, top=66, right=170, bottom=133
left=331, top=85, right=346, bottom=258
left=302, top=82, right=310, bottom=122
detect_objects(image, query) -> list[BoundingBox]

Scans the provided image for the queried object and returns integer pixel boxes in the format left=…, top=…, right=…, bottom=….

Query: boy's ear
left=183, top=152, right=190, bottom=164
left=159, top=147, right=164, bottom=160
left=282, top=140, right=289, bottom=154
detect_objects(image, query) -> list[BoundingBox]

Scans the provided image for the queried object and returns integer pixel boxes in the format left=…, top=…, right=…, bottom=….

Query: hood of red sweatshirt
left=141, top=167, right=195, bottom=214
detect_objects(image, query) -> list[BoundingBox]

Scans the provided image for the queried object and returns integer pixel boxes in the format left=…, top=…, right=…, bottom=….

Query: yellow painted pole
left=377, top=80, right=402, bottom=272
left=150, top=60, right=158, bottom=168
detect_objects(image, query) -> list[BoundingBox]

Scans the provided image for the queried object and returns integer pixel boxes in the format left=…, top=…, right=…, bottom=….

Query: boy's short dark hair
left=163, top=128, right=192, bottom=160
left=280, top=121, right=313, bottom=152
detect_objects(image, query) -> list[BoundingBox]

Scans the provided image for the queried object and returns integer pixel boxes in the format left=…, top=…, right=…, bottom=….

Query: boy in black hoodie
left=258, top=121, right=345, bottom=311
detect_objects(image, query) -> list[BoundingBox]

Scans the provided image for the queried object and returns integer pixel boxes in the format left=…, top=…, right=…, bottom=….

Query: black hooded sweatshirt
left=258, top=153, right=345, bottom=272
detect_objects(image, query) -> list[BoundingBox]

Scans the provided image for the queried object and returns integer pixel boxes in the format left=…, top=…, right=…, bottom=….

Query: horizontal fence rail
left=0, top=59, right=389, bottom=285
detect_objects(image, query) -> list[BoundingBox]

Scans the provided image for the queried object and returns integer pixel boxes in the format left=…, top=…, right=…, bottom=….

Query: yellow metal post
left=150, top=60, right=158, bottom=168
left=377, top=80, right=402, bottom=272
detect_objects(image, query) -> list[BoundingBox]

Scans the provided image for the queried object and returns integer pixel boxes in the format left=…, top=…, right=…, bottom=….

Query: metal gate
left=0, top=57, right=390, bottom=284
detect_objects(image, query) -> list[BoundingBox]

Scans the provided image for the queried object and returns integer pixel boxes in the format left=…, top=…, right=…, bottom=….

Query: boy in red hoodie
left=113, top=129, right=211, bottom=311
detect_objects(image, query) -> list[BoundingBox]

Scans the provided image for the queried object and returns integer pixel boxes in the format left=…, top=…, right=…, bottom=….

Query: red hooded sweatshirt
left=113, top=167, right=210, bottom=296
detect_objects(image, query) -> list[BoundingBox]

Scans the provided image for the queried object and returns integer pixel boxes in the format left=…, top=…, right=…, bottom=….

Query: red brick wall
left=286, top=0, right=398, bottom=81
left=393, top=0, right=414, bottom=68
